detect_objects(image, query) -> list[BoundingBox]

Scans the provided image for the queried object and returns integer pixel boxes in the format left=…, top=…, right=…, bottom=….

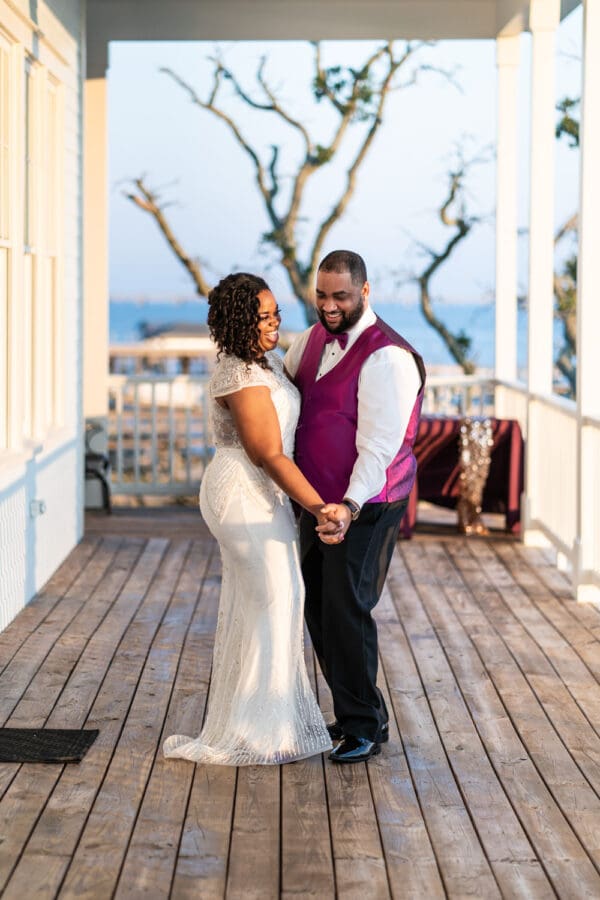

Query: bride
left=163, top=273, right=344, bottom=765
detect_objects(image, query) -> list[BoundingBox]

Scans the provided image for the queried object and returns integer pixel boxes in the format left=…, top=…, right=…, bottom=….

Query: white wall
left=0, top=0, right=84, bottom=630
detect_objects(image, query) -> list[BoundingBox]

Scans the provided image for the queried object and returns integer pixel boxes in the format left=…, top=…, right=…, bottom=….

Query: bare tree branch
left=406, top=156, right=485, bottom=374
left=217, top=55, right=312, bottom=150
left=160, top=67, right=281, bottom=230
left=307, top=43, right=427, bottom=282
left=124, top=178, right=212, bottom=298
left=554, top=212, right=578, bottom=244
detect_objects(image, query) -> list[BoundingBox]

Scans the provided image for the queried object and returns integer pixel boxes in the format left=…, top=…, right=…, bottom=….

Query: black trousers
left=299, top=499, right=408, bottom=742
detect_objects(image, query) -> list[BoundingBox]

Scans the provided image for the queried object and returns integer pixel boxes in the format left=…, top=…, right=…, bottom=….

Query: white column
left=576, top=0, right=600, bottom=603
left=522, top=0, right=560, bottom=544
left=83, top=76, right=109, bottom=507
left=495, top=34, right=520, bottom=385
left=83, top=77, right=108, bottom=419
left=527, top=0, right=560, bottom=396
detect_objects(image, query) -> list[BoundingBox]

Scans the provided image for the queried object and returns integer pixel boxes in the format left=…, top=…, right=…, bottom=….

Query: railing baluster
left=108, top=373, right=211, bottom=496
left=168, top=380, right=175, bottom=486
left=116, top=386, right=123, bottom=485
left=151, top=380, right=157, bottom=488
left=185, top=405, right=192, bottom=484
left=134, top=382, right=140, bottom=486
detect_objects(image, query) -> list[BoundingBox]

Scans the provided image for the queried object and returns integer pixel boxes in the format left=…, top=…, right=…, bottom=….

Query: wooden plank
left=314, top=667, right=390, bottom=899
left=391, top=543, right=553, bottom=897
left=0, top=537, right=121, bottom=726
left=6, top=538, right=145, bottom=729
left=0, top=538, right=123, bottom=806
left=323, top=763, right=390, bottom=899
left=0, top=539, right=146, bottom=888
left=85, top=507, right=212, bottom=541
left=493, top=541, right=600, bottom=682
left=280, top=755, right=334, bottom=900
left=226, top=764, right=280, bottom=899
left=167, top=548, right=237, bottom=900
left=0, top=537, right=173, bottom=899
left=279, top=635, right=335, bottom=900
left=513, top=543, right=600, bottom=636
left=376, top=564, right=501, bottom=899
left=55, top=539, right=199, bottom=899
left=366, top=664, right=445, bottom=900
left=225, top=608, right=318, bottom=900
left=0, top=536, right=98, bottom=673
left=514, top=543, right=578, bottom=597
left=438, top=539, right=600, bottom=895
left=171, top=766, right=237, bottom=900
left=465, top=540, right=600, bottom=784
left=48, top=538, right=170, bottom=727
left=114, top=543, right=222, bottom=900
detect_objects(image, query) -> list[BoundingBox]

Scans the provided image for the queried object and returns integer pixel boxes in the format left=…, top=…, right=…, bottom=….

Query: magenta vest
left=294, top=317, right=425, bottom=504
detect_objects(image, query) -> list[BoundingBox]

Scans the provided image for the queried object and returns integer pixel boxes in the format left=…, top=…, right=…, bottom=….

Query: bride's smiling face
left=256, top=290, right=282, bottom=354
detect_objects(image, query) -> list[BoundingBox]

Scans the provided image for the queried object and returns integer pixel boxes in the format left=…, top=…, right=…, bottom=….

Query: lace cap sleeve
left=211, top=354, right=273, bottom=398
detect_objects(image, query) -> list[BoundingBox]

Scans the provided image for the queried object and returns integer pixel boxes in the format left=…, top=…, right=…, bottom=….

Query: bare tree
left=552, top=94, right=580, bottom=396
left=553, top=214, right=577, bottom=395
left=406, top=150, right=487, bottom=374
left=126, top=42, right=451, bottom=323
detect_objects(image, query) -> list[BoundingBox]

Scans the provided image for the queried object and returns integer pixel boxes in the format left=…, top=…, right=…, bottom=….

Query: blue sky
left=108, top=7, right=582, bottom=308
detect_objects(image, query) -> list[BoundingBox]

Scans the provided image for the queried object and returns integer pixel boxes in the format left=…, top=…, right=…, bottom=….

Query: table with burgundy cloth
left=402, top=415, right=524, bottom=538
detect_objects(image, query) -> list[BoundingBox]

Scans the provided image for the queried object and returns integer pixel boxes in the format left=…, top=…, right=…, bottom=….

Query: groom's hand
left=316, top=503, right=351, bottom=544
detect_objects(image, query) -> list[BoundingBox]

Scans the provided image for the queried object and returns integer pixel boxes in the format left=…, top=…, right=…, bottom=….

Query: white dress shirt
left=284, top=305, right=422, bottom=507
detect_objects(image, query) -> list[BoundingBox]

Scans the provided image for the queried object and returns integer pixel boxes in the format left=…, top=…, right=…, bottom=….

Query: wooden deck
left=1, top=508, right=600, bottom=898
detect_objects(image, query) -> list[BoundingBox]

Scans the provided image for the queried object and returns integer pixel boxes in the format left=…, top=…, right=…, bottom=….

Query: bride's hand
left=316, top=503, right=351, bottom=544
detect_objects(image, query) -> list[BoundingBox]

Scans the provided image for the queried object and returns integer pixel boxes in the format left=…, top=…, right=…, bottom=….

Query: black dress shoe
left=327, top=721, right=389, bottom=743
left=329, top=735, right=381, bottom=764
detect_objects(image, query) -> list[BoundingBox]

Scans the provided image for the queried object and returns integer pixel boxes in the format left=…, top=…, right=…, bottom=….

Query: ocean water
left=110, top=298, right=529, bottom=371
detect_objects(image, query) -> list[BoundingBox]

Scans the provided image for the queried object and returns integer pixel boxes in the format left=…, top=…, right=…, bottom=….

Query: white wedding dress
left=163, top=351, right=332, bottom=765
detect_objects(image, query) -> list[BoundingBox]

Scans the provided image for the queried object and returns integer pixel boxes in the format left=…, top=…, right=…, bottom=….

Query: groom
left=285, top=250, right=425, bottom=763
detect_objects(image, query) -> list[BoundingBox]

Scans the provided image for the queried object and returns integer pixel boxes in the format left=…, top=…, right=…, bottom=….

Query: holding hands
left=316, top=503, right=353, bottom=545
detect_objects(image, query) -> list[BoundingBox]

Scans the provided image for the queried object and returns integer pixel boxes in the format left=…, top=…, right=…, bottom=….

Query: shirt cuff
left=344, top=479, right=379, bottom=508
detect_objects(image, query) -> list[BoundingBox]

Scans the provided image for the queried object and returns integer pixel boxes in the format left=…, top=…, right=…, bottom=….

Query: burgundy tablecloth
left=402, top=416, right=524, bottom=538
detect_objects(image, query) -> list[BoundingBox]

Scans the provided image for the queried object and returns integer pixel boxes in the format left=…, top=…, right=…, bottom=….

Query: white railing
left=108, top=374, right=212, bottom=495
left=106, top=369, right=599, bottom=603
left=427, top=373, right=600, bottom=604
left=423, top=375, right=496, bottom=417
left=526, top=393, right=578, bottom=559
left=581, top=416, right=600, bottom=594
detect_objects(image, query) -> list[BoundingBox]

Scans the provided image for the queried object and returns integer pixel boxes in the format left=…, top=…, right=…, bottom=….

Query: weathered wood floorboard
left=279, top=643, right=335, bottom=900
left=1, top=538, right=171, bottom=898
left=0, top=537, right=99, bottom=675
left=115, top=544, right=220, bottom=899
left=437, top=540, right=600, bottom=895
left=1, top=513, right=598, bottom=899
left=380, top=556, right=551, bottom=900
left=378, top=567, right=502, bottom=899
left=57, top=540, right=198, bottom=899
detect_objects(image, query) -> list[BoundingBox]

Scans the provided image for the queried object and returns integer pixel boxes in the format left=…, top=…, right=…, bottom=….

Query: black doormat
left=0, top=728, right=99, bottom=763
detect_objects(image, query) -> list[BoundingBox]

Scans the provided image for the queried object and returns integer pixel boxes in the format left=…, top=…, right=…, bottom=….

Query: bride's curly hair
left=207, top=273, right=272, bottom=370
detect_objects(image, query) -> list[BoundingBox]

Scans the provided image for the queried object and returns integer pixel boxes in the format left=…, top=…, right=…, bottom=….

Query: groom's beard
left=318, top=296, right=365, bottom=334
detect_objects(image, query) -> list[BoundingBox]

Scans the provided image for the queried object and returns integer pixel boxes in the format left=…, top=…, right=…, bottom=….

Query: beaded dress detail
left=163, top=351, right=332, bottom=765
